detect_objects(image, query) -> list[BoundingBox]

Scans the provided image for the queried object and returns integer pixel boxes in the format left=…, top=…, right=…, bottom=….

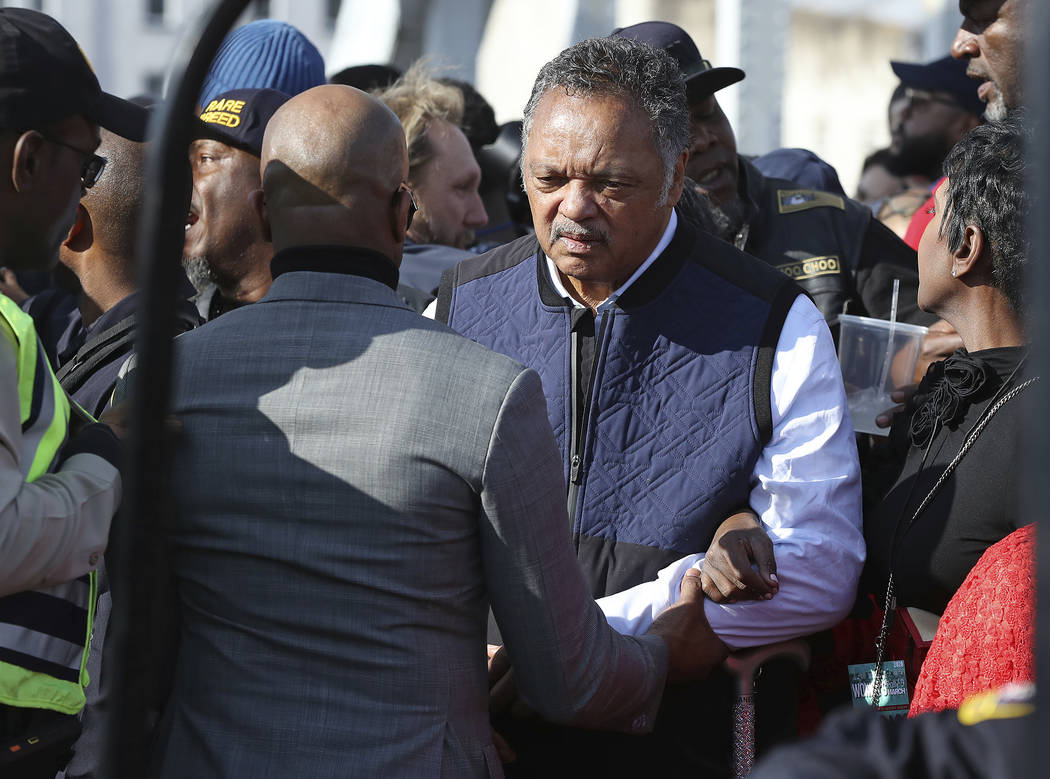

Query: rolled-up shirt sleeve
left=598, top=294, right=864, bottom=649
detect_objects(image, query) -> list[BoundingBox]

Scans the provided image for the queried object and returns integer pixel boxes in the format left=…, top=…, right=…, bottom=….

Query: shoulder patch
left=957, top=683, right=1035, bottom=727
left=775, top=256, right=842, bottom=281
left=777, top=189, right=845, bottom=214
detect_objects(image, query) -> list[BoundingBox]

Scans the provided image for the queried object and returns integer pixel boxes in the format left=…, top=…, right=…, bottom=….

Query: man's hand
left=487, top=644, right=521, bottom=764
left=648, top=569, right=729, bottom=683
left=701, top=510, right=778, bottom=603
left=875, top=319, right=960, bottom=428
left=98, top=402, right=131, bottom=441
left=488, top=644, right=515, bottom=712
left=488, top=643, right=533, bottom=719
left=98, top=400, right=184, bottom=441
left=875, top=384, right=917, bottom=429
left=0, top=267, right=29, bottom=305
left=914, top=319, right=963, bottom=382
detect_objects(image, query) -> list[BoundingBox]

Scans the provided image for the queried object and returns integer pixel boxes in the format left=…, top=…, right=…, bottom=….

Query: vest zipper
left=566, top=308, right=613, bottom=540
left=567, top=328, right=581, bottom=540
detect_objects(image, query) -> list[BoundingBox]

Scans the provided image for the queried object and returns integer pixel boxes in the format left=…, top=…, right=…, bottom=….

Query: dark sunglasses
left=37, top=133, right=108, bottom=189
left=901, top=87, right=962, bottom=113
left=393, top=184, right=417, bottom=230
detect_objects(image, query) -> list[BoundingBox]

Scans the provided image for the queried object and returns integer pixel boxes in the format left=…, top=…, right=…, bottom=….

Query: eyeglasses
left=901, top=87, right=962, bottom=113
left=393, top=184, right=417, bottom=230
left=37, top=133, right=108, bottom=189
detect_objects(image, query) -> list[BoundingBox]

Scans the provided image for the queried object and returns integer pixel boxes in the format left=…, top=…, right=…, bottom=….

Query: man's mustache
left=966, top=63, right=989, bottom=82
left=550, top=220, right=610, bottom=244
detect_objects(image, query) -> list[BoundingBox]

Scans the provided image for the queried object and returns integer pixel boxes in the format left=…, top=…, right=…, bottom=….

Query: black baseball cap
left=611, top=21, right=744, bottom=101
left=195, top=88, right=290, bottom=157
left=890, top=55, right=985, bottom=118
left=0, top=9, right=148, bottom=141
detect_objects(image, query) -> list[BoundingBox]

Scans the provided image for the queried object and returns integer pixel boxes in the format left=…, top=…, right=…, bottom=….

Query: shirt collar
left=84, top=290, right=139, bottom=339
left=544, top=209, right=678, bottom=310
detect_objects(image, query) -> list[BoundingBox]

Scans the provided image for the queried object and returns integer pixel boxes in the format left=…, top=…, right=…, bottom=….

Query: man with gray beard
left=184, top=88, right=289, bottom=321
left=186, top=86, right=433, bottom=316
left=613, top=22, right=934, bottom=331
left=951, top=0, right=1027, bottom=122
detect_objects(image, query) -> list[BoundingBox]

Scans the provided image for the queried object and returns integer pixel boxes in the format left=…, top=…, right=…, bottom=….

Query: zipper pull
left=570, top=454, right=582, bottom=484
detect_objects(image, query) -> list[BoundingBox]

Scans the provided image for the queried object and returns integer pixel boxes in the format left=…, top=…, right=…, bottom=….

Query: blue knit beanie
left=199, top=20, right=324, bottom=107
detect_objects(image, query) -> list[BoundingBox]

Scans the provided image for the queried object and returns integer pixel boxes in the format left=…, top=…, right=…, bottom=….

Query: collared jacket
left=722, top=159, right=935, bottom=329
left=437, top=216, right=801, bottom=599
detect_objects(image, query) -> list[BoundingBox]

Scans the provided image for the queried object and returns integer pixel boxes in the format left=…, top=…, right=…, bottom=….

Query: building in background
left=1, top=0, right=964, bottom=192
left=0, top=0, right=341, bottom=100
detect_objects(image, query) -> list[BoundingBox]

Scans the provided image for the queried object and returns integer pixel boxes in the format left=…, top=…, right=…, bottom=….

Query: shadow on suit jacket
left=146, top=264, right=665, bottom=779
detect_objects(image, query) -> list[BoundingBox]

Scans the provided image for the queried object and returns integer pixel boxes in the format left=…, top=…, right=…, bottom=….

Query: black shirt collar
left=84, top=290, right=139, bottom=339
left=271, top=245, right=400, bottom=291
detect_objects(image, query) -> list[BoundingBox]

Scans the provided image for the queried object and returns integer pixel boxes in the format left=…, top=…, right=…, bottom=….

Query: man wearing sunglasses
left=56, top=129, right=202, bottom=419
left=889, top=56, right=984, bottom=187
left=0, top=6, right=148, bottom=774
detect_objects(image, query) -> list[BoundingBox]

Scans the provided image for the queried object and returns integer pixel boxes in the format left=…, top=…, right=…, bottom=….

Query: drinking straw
left=875, top=278, right=901, bottom=395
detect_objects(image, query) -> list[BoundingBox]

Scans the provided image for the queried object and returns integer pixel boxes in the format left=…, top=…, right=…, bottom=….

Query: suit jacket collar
left=265, top=246, right=406, bottom=309
left=271, top=245, right=400, bottom=291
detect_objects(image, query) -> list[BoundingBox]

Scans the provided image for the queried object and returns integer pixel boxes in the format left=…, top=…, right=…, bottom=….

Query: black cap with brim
left=890, top=55, right=985, bottom=118
left=87, top=92, right=150, bottom=142
left=683, top=66, right=745, bottom=102
left=194, top=88, right=291, bottom=157
left=0, top=8, right=148, bottom=141
left=611, top=21, right=745, bottom=101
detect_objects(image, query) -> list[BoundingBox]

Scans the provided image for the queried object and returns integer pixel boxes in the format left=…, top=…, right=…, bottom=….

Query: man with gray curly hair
left=433, top=35, right=863, bottom=774
left=520, top=37, right=689, bottom=207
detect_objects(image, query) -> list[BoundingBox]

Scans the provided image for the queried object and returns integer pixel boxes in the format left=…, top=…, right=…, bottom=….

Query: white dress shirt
left=427, top=213, right=865, bottom=650
left=596, top=290, right=864, bottom=649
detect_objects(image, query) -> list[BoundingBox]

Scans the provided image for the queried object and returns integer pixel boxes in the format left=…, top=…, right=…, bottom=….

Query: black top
left=863, top=346, right=1031, bottom=614
left=749, top=684, right=1034, bottom=779
left=55, top=291, right=201, bottom=418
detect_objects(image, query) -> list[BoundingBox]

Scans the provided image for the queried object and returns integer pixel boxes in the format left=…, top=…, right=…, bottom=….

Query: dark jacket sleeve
left=854, top=219, right=937, bottom=326
left=749, top=702, right=1033, bottom=779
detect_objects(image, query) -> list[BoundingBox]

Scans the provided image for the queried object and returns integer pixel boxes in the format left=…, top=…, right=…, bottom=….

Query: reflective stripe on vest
left=0, top=295, right=95, bottom=714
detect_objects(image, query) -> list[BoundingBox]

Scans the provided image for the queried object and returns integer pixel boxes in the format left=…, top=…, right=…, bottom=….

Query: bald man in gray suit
left=151, top=85, right=724, bottom=778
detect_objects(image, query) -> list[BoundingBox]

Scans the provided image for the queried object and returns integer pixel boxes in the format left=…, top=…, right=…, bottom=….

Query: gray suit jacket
left=152, top=261, right=667, bottom=778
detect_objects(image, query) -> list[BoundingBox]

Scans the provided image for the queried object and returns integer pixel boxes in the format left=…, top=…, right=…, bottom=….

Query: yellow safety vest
left=0, top=294, right=96, bottom=714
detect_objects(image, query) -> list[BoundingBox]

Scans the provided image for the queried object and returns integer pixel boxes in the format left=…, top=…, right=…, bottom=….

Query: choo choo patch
left=776, top=256, right=841, bottom=281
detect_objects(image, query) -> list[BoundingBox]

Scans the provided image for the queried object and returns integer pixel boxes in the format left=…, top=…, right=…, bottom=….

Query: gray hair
left=521, top=36, right=689, bottom=204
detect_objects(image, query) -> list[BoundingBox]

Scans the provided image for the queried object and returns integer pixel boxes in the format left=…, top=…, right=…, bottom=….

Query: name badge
left=848, top=660, right=910, bottom=718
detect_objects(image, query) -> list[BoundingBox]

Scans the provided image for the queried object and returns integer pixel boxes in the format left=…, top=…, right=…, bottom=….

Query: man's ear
left=391, top=187, right=411, bottom=245
left=666, top=150, right=688, bottom=207
left=952, top=223, right=984, bottom=280
left=63, top=204, right=91, bottom=252
left=11, top=131, right=46, bottom=193
left=248, top=189, right=271, bottom=243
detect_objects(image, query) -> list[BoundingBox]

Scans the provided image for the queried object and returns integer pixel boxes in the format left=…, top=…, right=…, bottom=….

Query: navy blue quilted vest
left=437, top=217, right=800, bottom=597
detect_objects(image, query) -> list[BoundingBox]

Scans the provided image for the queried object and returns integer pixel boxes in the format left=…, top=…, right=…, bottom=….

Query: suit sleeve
left=478, top=367, right=668, bottom=733
left=0, top=336, right=121, bottom=597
